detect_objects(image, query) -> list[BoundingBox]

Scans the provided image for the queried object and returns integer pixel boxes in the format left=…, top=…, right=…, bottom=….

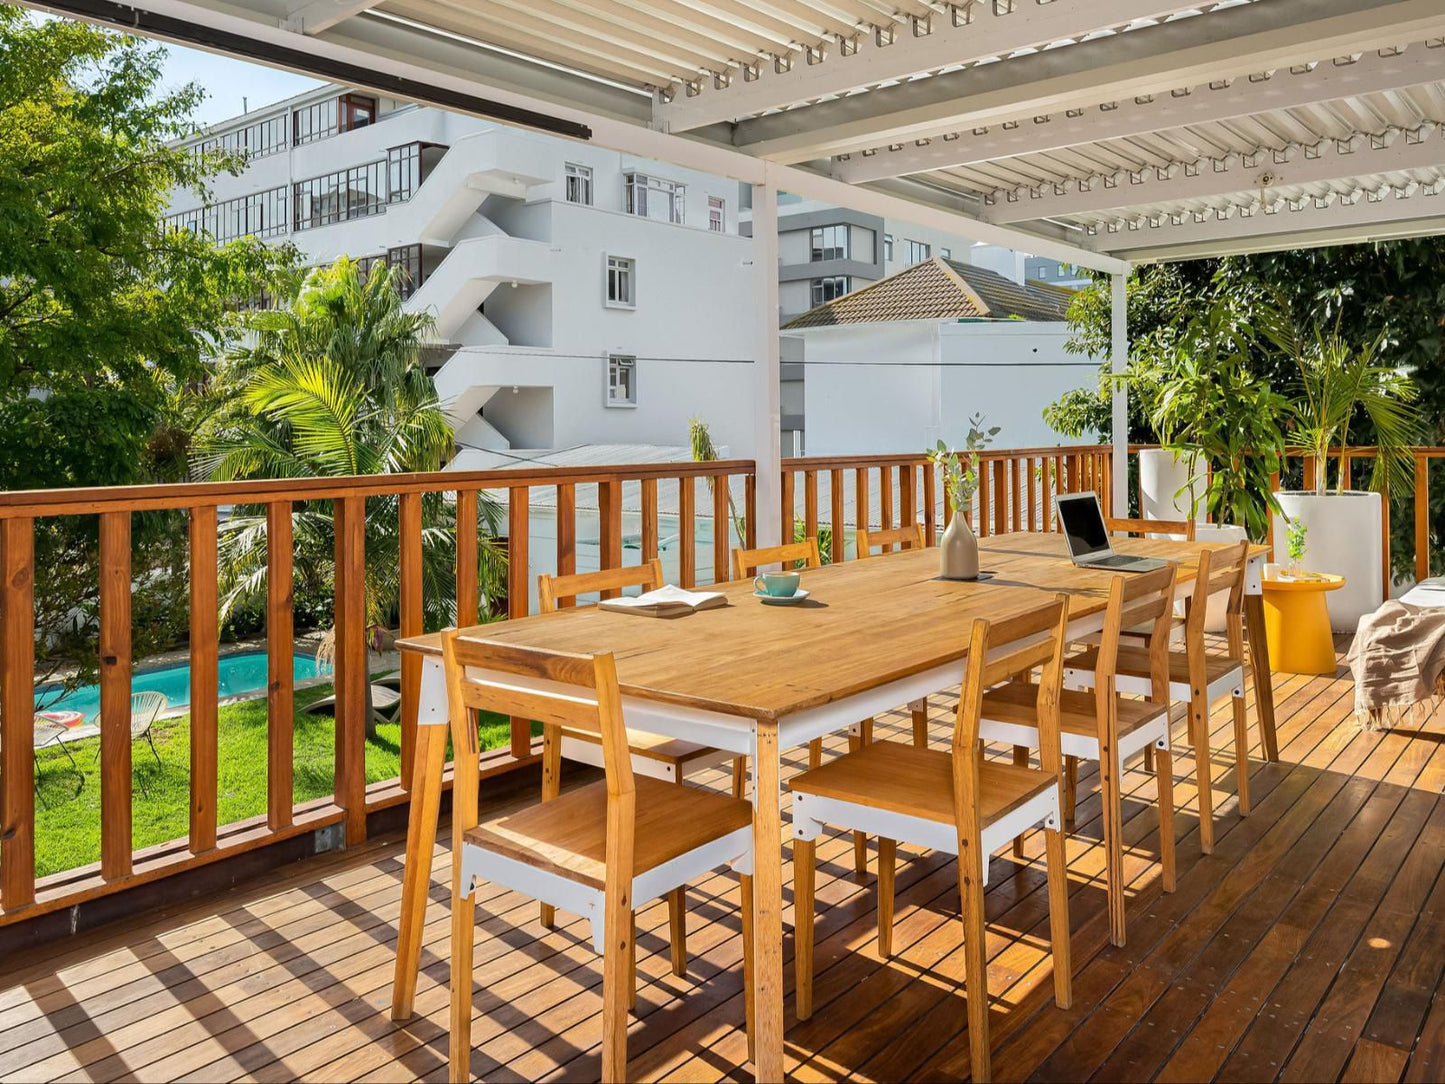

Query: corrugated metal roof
left=783, top=257, right=1072, bottom=329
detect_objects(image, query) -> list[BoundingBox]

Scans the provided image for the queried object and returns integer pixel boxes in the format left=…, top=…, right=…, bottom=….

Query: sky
left=159, top=42, right=323, bottom=126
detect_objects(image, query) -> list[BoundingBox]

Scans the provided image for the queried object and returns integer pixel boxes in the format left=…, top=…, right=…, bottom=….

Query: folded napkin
left=1346, top=599, right=1445, bottom=730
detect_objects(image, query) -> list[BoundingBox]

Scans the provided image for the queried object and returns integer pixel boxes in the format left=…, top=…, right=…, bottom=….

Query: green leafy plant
left=1260, top=309, right=1424, bottom=498
left=689, top=416, right=747, bottom=546
left=929, top=413, right=999, bottom=514
left=1286, top=517, right=1308, bottom=568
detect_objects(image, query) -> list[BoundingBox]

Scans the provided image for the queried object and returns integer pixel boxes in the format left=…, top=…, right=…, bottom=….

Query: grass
left=30, top=677, right=518, bottom=880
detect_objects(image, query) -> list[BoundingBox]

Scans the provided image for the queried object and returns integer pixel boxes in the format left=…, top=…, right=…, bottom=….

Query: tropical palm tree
left=193, top=258, right=506, bottom=718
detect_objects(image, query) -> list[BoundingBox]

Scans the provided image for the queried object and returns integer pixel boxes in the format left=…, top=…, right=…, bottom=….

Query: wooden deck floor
left=3, top=647, right=1444, bottom=1083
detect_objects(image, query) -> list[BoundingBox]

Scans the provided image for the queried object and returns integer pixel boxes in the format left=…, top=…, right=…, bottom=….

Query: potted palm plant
left=1263, top=316, right=1422, bottom=630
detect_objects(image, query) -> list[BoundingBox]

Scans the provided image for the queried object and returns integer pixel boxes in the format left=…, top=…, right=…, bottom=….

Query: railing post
left=398, top=492, right=422, bottom=789
left=679, top=476, right=696, bottom=588
left=639, top=479, right=657, bottom=566
left=189, top=506, right=219, bottom=854
left=1416, top=455, right=1429, bottom=583
left=803, top=471, right=819, bottom=550
left=780, top=467, right=794, bottom=544
left=831, top=469, right=847, bottom=561
left=713, top=472, right=731, bottom=585
left=99, top=510, right=133, bottom=880
left=977, top=460, right=990, bottom=537
left=507, top=486, right=532, bottom=759
left=1381, top=482, right=1392, bottom=601
left=599, top=478, right=623, bottom=584
left=992, top=456, right=1008, bottom=536
left=333, top=495, right=367, bottom=845
left=745, top=473, right=758, bottom=550
left=922, top=459, right=937, bottom=544
left=266, top=501, right=294, bottom=831
left=854, top=466, right=870, bottom=543
left=1009, top=457, right=1022, bottom=532
left=1, top=517, right=36, bottom=909
left=879, top=466, right=895, bottom=551
left=900, top=462, right=917, bottom=538
left=455, top=490, right=478, bottom=626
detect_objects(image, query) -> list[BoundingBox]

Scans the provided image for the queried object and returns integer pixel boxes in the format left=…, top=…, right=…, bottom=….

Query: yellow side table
left=1261, top=572, right=1345, bottom=674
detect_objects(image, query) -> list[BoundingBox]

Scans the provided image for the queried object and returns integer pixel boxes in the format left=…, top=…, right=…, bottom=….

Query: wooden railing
left=964, top=445, right=1114, bottom=536
left=779, top=453, right=936, bottom=559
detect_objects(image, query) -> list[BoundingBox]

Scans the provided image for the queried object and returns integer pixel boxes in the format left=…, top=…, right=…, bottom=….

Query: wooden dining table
left=389, top=530, right=1276, bottom=1082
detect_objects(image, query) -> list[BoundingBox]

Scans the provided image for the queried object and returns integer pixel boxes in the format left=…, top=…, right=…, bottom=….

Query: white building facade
left=166, top=85, right=762, bottom=459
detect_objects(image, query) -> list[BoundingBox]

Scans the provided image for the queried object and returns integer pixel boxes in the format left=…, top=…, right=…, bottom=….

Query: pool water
left=35, top=652, right=332, bottom=721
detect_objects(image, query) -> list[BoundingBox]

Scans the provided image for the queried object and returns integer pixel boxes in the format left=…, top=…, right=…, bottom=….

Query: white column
left=751, top=181, right=783, bottom=547
left=1110, top=270, right=1129, bottom=515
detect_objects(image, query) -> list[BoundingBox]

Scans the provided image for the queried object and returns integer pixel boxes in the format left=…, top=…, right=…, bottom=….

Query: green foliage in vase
left=929, top=414, right=999, bottom=514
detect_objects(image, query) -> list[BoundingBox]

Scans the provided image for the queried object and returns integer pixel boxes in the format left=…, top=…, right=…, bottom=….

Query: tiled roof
left=783, top=257, right=1074, bottom=329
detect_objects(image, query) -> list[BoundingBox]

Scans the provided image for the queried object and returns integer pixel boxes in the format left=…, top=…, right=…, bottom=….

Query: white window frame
left=565, top=162, right=593, bottom=206
left=708, top=195, right=725, bottom=232
left=606, top=354, right=638, bottom=408
left=906, top=239, right=931, bottom=265
left=810, top=276, right=849, bottom=306
left=941, top=246, right=952, bottom=260
left=809, top=224, right=849, bottom=262
left=883, top=233, right=894, bottom=261
left=624, top=171, right=685, bottom=225
left=605, top=254, right=636, bottom=309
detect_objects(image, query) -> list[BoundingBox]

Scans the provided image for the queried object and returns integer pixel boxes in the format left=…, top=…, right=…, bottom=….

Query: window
left=293, top=160, right=387, bottom=229
left=809, top=224, right=849, bottom=262
left=883, top=233, right=894, bottom=260
left=607, top=355, right=637, bottom=407
left=339, top=93, right=377, bottom=133
left=165, top=185, right=289, bottom=242
left=940, top=247, right=952, bottom=260
left=387, top=244, right=424, bottom=299
left=708, top=195, right=725, bottom=232
left=190, top=113, right=288, bottom=162
left=810, top=276, right=849, bottom=306
left=906, top=239, right=931, bottom=265
left=624, top=171, right=684, bottom=224
left=292, top=98, right=338, bottom=144
left=606, top=255, right=635, bottom=307
left=565, top=163, right=593, bottom=205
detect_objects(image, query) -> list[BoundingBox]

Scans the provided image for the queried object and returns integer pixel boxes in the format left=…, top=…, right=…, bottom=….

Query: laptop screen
left=1056, top=492, right=1110, bottom=559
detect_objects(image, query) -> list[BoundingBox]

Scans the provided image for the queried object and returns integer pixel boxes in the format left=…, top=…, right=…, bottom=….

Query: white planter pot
left=1272, top=491, right=1384, bottom=632
left=1194, top=523, right=1248, bottom=632
left=1139, top=448, right=1206, bottom=524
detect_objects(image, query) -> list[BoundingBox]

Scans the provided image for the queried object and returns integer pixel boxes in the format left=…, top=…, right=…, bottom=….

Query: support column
left=751, top=179, right=783, bottom=548
left=1110, top=270, right=1129, bottom=515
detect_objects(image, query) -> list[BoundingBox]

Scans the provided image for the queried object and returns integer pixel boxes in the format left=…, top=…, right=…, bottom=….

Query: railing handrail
left=0, top=458, right=760, bottom=518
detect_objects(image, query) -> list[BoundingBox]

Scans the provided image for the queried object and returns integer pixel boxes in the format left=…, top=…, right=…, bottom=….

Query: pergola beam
left=284, top=0, right=384, bottom=35
left=655, top=0, right=1213, bottom=133
left=837, top=41, right=1445, bottom=185
left=1095, top=184, right=1445, bottom=261
left=989, top=123, right=1445, bottom=224
left=731, top=0, right=1445, bottom=163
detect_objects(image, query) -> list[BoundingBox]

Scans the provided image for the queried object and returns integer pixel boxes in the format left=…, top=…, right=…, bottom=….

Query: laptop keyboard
left=1091, top=554, right=1142, bottom=567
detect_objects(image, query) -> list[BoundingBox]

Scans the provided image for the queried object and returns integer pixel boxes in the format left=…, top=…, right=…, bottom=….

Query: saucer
left=754, top=588, right=810, bottom=606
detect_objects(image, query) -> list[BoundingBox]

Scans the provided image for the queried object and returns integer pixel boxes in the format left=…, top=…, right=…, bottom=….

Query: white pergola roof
left=26, top=0, right=1445, bottom=269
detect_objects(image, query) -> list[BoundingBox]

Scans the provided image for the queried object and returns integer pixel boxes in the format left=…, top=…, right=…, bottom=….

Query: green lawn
left=30, top=679, right=518, bottom=879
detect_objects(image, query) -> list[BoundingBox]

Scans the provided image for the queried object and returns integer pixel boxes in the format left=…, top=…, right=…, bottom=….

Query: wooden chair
left=856, top=521, right=927, bottom=556
left=790, top=595, right=1075, bottom=1084
left=536, top=561, right=746, bottom=945
left=443, top=631, right=755, bottom=1084
left=1063, top=540, right=1251, bottom=856
left=730, top=537, right=820, bottom=580
left=977, top=564, right=1179, bottom=948
left=1105, top=515, right=1196, bottom=541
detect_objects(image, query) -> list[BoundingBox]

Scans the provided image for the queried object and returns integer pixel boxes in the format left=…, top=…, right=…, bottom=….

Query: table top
left=401, top=531, right=1267, bottom=724
left=1261, top=571, right=1345, bottom=593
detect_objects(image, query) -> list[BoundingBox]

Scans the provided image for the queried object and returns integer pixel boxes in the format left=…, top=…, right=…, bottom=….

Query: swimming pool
left=35, top=652, right=332, bottom=721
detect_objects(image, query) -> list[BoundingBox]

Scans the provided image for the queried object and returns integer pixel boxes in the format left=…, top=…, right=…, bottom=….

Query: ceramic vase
left=940, top=511, right=980, bottom=580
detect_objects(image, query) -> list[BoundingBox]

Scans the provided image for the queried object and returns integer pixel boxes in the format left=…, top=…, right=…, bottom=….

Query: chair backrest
left=441, top=630, right=635, bottom=849
left=1105, top=515, right=1196, bottom=541
left=130, top=691, right=167, bottom=736
left=1184, top=539, right=1250, bottom=646
left=856, top=522, right=927, bottom=557
left=731, top=538, right=821, bottom=581
left=1095, top=564, right=1178, bottom=723
left=538, top=559, right=664, bottom=613
left=953, top=595, right=1070, bottom=839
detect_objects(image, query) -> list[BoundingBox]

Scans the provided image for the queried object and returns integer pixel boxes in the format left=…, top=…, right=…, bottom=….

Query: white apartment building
left=166, top=85, right=762, bottom=460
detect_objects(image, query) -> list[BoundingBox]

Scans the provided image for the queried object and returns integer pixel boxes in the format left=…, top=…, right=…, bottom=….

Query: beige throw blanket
left=1346, top=600, right=1445, bottom=730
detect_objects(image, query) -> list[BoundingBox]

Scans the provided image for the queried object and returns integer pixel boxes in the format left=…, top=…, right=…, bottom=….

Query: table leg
left=391, top=721, right=447, bottom=1021
left=750, top=722, right=784, bottom=1081
left=1243, top=593, right=1279, bottom=762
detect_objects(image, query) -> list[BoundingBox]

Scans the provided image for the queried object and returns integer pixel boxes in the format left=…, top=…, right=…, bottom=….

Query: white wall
left=798, top=320, right=1094, bottom=455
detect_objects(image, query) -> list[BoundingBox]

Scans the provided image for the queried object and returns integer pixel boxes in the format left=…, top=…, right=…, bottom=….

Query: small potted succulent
left=930, top=414, right=998, bottom=581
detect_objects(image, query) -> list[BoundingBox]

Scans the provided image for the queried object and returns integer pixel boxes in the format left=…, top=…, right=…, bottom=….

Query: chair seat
left=788, top=740, right=1054, bottom=829
left=466, top=775, right=753, bottom=890
left=1066, top=645, right=1243, bottom=692
left=980, top=680, right=1167, bottom=741
left=562, top=725, right=720, bottom=768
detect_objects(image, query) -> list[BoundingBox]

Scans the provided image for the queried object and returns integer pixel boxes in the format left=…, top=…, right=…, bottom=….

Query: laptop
left=1055, top=491, right=1168, bottom=572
